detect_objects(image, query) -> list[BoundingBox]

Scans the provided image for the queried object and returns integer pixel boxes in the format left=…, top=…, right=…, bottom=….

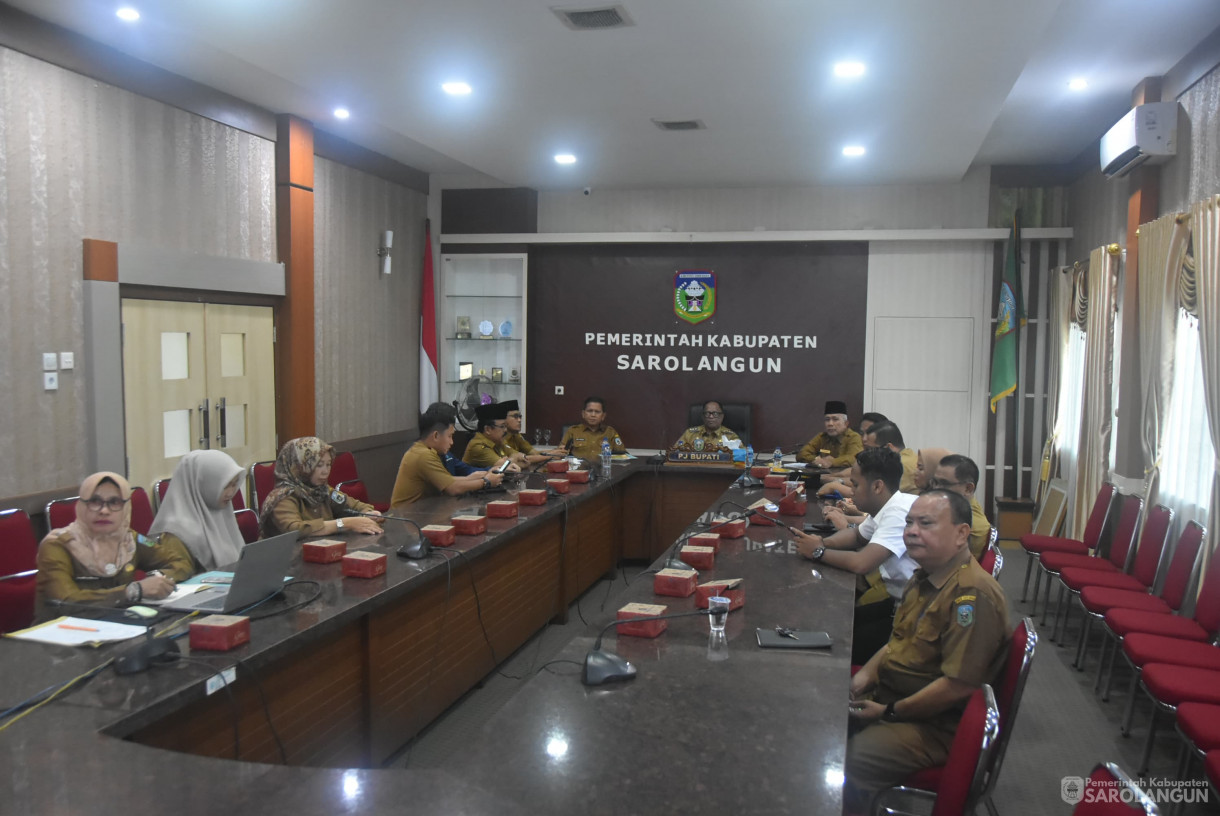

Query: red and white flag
left=419, top=219, right=439, bottom=411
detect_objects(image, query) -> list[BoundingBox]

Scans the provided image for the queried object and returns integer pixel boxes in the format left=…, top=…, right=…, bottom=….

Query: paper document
left=5, top=616, right=147, bottom=646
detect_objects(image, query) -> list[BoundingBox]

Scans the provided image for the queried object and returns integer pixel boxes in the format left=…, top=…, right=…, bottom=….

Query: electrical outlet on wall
left=44, top=372, right=59, bottom=390
left=554, top=385, right=565, bottom=395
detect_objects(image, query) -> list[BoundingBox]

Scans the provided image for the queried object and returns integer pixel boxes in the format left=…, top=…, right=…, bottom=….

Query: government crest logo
left=674, top=270, right=716, bottom=324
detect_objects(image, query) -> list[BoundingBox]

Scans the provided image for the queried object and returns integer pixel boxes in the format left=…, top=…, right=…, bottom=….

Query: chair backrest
left=250, top=461, right=276, bottom=512
left=153, top=478, right=171, bottom=510
left=979, top=527, right=1003, bottom=578
left=328, top=451, right=359, bottom=487
left=1033, top=484, right=1068, bottom=537
left=231, top=488, right=246, bottom=511
left=981, top=618, right=1037, bottom=805
left=1082, top=482, right=1119, bottom=549
left=1130, top=504, right=1173, bottom=588
left=234, top=509, right=260, bottom=545
left=1105, top=494, right=1143, bottom=571
left=686, top=402, right=752, bottom=446
left=930, top=684, right=1001, bottom=816
left=1186, top=524, right=1220, bottom=632
left=129, top=487, right=154, bottom=535
left=45, top=496, right=78, bottom=530
left=1072, top=762, right=1161, bottom=814
left=1160, top=521, right=1206, bottom=613
left=338, top=479, right=370, bottom=505
left=0, top=508, right=39, bottom=633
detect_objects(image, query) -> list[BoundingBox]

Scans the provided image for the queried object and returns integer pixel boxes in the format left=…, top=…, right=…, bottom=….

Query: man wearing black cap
left=463, top=403, right=526, bottom=469
left=501, top=401, right=564, bottom=465
left=797, top=400, right=864, bottom=467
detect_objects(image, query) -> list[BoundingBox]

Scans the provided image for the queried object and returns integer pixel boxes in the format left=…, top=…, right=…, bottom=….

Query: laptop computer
left=159, top=530, right=298, bottom=614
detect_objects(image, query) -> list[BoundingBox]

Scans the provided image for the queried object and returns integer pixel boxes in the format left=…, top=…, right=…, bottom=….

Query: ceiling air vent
left=553, top=5, right=634, bottom=31
left=652, top=119, right=706, bottom=132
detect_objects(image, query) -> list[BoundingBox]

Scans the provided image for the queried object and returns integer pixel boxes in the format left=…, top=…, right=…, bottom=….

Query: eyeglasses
left=492, top=423, right=508, bottom=430
left=507, top=412, right=523, bottom=419
left=703, top=411, right=723, bottom=417
left=929, top=478, right=965, bottom=489
left=84, top=497, right=128, bottom=512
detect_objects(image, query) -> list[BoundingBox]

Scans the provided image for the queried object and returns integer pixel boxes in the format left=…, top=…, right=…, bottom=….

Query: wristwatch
left=810, top=545, right=826, bottom=561
left=883, top=701, right=903, bottom=722
left=482, top=476, right=491, bottom=489
left=336, top=518, right=345, bottom=529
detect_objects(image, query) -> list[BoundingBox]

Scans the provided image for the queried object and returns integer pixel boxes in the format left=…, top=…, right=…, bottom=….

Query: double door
left=121, top=299, right=276, bottom=494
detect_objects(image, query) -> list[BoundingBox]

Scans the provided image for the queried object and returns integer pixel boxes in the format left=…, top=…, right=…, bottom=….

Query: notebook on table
left=157, top=530, right=298, bottom=614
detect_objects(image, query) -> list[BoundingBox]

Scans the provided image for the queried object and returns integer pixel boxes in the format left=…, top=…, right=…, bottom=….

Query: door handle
left=198, top=399, right=210, bottom=449
left=215, top=397, right=227, bottom=448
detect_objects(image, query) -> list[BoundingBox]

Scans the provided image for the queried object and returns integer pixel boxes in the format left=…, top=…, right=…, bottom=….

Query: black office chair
left=686, top=403, right=752, bottom=446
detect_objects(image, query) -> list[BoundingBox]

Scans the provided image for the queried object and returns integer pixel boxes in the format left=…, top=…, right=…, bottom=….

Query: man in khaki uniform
left=932, top=454, right=993, bottom=560
left=797, top=400, right=863, bottom=467
left=391, top=403, right=503, bottom=505
left=501, top=400, right=564, bottom=466
left=560, top=396, right=627, bottom=462
left=844, top=489, right=1010, bottom=812
left=673, top=400, right=741, bottom=451
left=818, top=420, right=918, bottom=498
left=463, top=403, right=525, bottom=469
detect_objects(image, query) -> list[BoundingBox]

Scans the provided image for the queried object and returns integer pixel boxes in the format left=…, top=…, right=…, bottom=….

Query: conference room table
left=1, top=459, right=854, bottom=815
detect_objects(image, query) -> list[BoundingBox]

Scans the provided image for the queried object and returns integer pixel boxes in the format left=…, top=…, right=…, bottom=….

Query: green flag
left=990, top=213, right=1025, bottom=412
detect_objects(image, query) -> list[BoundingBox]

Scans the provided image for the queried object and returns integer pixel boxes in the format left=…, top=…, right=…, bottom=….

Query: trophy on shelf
left=455, top=316, right=472, bottom=339
left=478, top=320, right=495, bottom=339
left=491, top=367, right=503, bottom=383
left=458, top=361, right=474, bottom=380
left=509, top=368, right=520, bottom=383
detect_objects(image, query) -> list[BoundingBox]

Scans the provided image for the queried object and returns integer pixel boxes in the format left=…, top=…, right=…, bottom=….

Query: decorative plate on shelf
left=498, top=320, right=513, bottom=338
left=478, top=319, right=494, bottom=338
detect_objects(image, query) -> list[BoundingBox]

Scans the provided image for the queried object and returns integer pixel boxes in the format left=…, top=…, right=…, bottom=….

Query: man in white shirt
left=792, top=447, right=918, bottom=663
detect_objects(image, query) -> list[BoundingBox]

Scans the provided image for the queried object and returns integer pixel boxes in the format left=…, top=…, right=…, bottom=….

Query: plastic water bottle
left=773, top=445, right=783, bottom=470
left=746, top=445, right=754, bottom=467
left=600, top=439, right=612, bottom=478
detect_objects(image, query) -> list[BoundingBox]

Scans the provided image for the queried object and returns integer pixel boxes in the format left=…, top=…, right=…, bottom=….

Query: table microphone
left=344, top=512, right=431, bottom=559
left=659, top=504, right=778, bottom=572
left=583, top=609, right=712, bottom=685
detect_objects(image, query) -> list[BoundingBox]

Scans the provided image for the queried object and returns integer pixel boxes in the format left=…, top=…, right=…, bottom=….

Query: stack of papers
left=5, top=616, right=147, bottom=646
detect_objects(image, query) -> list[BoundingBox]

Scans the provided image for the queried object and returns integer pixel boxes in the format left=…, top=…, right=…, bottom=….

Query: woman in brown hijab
left=914, top=447, right=953, bottom=492
left=259, top=437, right=382, bottom=538
left=35, top=471, right=193, bottom=617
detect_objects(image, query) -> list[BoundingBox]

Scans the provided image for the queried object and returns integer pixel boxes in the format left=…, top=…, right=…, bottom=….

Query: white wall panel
left=872, top=317, right=975, bottom=392
left=874, top=390, right=973, bottom=456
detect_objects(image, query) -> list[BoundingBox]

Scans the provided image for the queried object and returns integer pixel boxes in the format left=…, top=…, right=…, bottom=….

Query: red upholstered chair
left=1020, top=482, right=1109, bottom=609
left=1206, top=749, right=1220, bottom=801
left=231, top=488, right=245, bottom=511
left=0, top=509, right=39, bottom=633
left=234, top=509, right=260, bottom=545
left=250, top=461, right=276, bottom=513
left=1063, top=504, right=1172, bottom=671
left=129, top=487, right=154, bottom=535
left=1174, top=702, right=1220, bottom=783
left=1069, top=762, right=1160, bottom=815
left=1092, top=521, right=1208, bottom=699
left=45, top=496, right=78, bottom=530
left=328, top=450, right=359, bottom=487
left=1130, top=663, right=1220, bottom=774
left=1042, top=494, right=1142, bottom=642
left=871, top=685, right=1000, bottom=816
left=979, top=527, right=1003, bottom=579
left=337, top=479, right=390, bottom=514
left=153, top=478, right=171, bottom=510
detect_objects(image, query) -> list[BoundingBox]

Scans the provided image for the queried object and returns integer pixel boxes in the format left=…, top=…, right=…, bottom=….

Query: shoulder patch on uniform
left=136, top=533, right=154, bottom=547
left=956, top=604, right=975, bottom=628
left=954, top=594, right=977, bottom=604
left=614, top=437, right=622, bottom=446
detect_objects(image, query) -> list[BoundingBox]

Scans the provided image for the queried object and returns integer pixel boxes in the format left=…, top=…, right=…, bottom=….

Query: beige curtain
left=1070, top=246, right=1120, bottom=539
left=1037, top=266, right=1074, bottom=505
left=1138, top=213, right=1192, bottom=507
left=1191, top=195, right=1220, bottom=555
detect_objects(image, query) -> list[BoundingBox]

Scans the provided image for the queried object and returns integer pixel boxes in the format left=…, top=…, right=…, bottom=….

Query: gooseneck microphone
left=345, top=511, right=432, bottom=560
left=583, top=609, right=712, bottom=685
left=658, top=503, right=779, bottom=572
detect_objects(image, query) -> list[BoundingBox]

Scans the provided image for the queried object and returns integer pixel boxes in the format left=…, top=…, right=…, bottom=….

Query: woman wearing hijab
left=259, top=437, right=383, bottom=538
left=35, top=472, right=193, bottom=617
left=148, top=450, right=247, bottom=571
left=914, top=447, right=953, bottom=492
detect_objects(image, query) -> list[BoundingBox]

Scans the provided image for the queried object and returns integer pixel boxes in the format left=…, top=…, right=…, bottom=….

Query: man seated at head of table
left=673, top=400, right=741, bottom=451
left=818, top=420, right=918, bottom=498
left=843, top=489, right=1010, bottom=813
left=462, top=403, right=528, bottom=470
left=559, top=396, right=627, bottom=462
left=931, top=454, right=992, bottom=560
left=797, top=400, right=864, bottom=472
left=791, top=447, right=919, bottom=665
left=392, top=403, right=506, bottom=505
left=499, top=400, right=566, bottom=466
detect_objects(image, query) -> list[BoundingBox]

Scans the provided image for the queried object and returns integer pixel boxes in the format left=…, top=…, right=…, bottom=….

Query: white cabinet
left=439, top=253, right=527, bottom=411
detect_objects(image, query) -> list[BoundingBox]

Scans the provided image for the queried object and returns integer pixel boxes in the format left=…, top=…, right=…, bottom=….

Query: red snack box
left=189, top=614, right=251, bottom=652
left=547, top=478, right=571, bottom=494
left=711, top=516, right=747, bottom=538
left=679, top=545, right=715, bottom=570
left=749, top=499, right=779, bottom=526
left=302, top=539, right=347, bottom=564
left=653, top=568, right=698, bottom=598
left=421, top=524, right=456, bottom=547
left=750, top=465, right=771, bottom=479
left=690, top=532, right=721, bottom=553
left=547, top=460, right=570, bottom=473
left=518, top=489, right=548, bottom=506
left=451, top=514, right=487, bottom=535
left=565, top=469, right=591, bottom=484
left=778, top=488, right=807, bottom=517
left=342, top=550, right=387, bottom=578
left=696, top=579, right=745, bottom=610
left=763, top=473, right=788, bottom=489
left=616, top=602, right=669, bottom=638
left=486, top=499, right=519, bottom=518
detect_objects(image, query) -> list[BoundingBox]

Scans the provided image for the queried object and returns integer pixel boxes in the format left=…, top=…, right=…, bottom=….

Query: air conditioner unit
left=1100, top=101, right=1178, bottom=178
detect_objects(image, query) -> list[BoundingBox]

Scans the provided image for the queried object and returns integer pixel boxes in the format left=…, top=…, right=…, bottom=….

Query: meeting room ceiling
left=8, top=0, right=1220, bottom=189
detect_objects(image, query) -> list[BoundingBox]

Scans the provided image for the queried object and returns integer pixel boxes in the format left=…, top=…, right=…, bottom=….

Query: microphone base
left=396, top=536, right=433, bottom=560
left=582, top=649, right=637, bottom=686
left=662, top=554, right=698, bottom=575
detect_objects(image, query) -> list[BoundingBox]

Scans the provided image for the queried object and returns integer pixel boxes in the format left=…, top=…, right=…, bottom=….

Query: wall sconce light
left=378, top=230, right=394, bottom=275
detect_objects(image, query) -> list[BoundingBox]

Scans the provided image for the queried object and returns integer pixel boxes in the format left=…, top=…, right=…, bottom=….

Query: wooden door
left=203, top=304, right=277, bottom=475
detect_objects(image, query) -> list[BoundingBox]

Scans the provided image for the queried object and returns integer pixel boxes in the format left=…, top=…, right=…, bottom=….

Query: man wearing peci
left=797, top=400, right=864, bottom=469
left=560, top=396, right=628, bottom=462
left=462, top=403, right=526, bottom=470
left=500, top=400, right=564, bottom=465
left=844, top=489, right=1010, bottom=812
left=673, top=400, right=741, bottom=450
left=818, top=420, right=918, bottom=499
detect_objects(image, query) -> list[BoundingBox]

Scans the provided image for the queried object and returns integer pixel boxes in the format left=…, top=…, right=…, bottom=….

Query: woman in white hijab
left=148, top=450, right=247, bottom=571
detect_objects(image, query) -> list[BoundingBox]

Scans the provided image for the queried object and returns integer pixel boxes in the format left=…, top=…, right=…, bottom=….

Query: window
left=1054, top=324, right=1088, bottom=494
left=1158, top=310, right=1215, bottom=532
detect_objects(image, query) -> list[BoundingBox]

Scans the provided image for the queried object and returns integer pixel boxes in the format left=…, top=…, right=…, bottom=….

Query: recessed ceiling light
left=554, top=154, right=577, bottom=165
left=333, top=108, right=351, bottom=120
left=116, top=7, right=140, bottom=22
left=442, top=81, right=472, bottom=96
left=833, top=61, right=866, bottom=79
left=1068, top=77, right=1088, bottom=91
left=842, top=145, right=866, bottom=157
